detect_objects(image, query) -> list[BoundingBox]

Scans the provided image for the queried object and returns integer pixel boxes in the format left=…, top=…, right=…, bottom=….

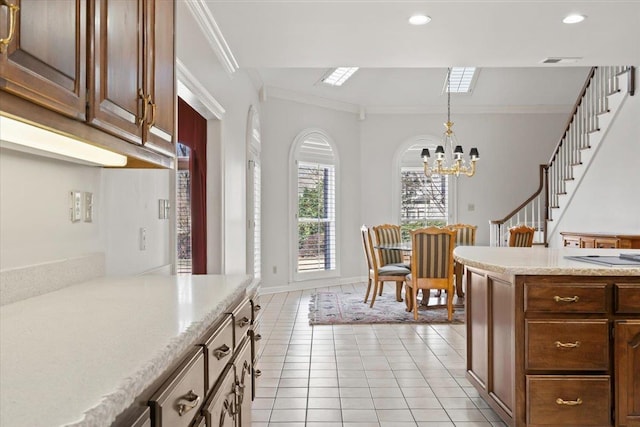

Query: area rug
left=309, top=290, right=465, bottom=325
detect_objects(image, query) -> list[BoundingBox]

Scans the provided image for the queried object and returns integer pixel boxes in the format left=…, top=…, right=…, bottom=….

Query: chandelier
left=420, top=68, right=479, bottom=177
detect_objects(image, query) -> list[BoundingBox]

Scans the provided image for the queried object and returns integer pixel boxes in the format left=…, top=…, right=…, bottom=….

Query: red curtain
left=178, top=98, right=207, bottom=274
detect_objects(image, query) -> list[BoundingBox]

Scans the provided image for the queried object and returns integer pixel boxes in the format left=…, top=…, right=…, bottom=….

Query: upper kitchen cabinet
left=88, top=0, right=175, bottom=155
left=0, top=0, right=87, bottom=120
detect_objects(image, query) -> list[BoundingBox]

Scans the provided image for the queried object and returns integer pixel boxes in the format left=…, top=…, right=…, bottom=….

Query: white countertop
left=453, top=246, right=640, bottom=276
left=0, top=274, right=253, bottom=427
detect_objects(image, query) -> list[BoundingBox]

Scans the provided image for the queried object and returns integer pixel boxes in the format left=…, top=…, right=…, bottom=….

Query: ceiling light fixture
left=0, top=115, right=128, bottom=167
left=321, top=67, right=359, bottom=86
left=409, top=14, right=431, bottom=25
left=420, top=68, right=479, bottom=178
left=562, top=14, right=586, bottom=24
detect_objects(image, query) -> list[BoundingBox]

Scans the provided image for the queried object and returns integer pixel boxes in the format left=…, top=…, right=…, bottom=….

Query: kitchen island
left=0, top=274, right=256, bottom=427
left=453, top=247, right=640, bottom=427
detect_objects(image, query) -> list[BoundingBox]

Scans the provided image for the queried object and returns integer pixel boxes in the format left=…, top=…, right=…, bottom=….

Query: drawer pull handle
left=556, top=397, right=583, bottom=406
left=254, top=369, right=262, bottom=377
left=253, top=304, right=262, bottom=312
left=213, top=344, right=231, bottom=360
left=0, top=0, right=19, bottom=53
left=254, top=333, right=263, bottom=341
left=176, top=389, right=200, bottom=416
left=237, top=317, right=250, bottom=327
left=553, top=295, right=579, bottom=303
left=555, top=340, right=581, bottom=349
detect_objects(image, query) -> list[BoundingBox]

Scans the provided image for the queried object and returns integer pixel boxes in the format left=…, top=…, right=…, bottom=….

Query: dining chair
left=373, top=223, right=409, bottom=270
left=508, top=225, right=535, bottom=247
left=446, top=223, right=477, bottom=297
left=404, top=227, right=456, bottom=321
left=361, top=225, right=409, bottom=307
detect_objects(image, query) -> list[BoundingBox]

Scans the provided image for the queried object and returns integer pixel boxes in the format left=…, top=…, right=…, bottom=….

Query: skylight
left=321, top=67, right=359, bottom=86
left=445, top=67, right=477, bottom=93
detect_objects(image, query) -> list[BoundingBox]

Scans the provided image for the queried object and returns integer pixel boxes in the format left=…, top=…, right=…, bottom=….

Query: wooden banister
left=490, top=164, right=548, bottom=225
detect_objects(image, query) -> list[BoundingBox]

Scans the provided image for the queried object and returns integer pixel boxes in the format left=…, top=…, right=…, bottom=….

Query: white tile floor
left=251, top=283, right=506, bottom=427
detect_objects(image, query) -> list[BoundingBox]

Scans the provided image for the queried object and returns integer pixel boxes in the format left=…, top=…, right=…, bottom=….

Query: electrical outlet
left=70, top=191, right=82, bottom=222
left=84, top=192, right=93, bottom=222
left=140, top=227, right=147, bottom=251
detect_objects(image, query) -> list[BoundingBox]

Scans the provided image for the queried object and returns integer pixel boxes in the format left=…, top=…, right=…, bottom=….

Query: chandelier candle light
left=421, top=68, right=479, bottom=177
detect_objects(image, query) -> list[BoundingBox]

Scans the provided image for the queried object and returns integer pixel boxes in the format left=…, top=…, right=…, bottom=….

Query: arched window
left=398, top=139, right=452, bottom=238
left=290, top=130, right=339, bottom=280
left=246, top=106, right=261, bottom=280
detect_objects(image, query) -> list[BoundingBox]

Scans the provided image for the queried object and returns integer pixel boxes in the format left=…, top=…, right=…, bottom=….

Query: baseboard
left=259, top=275, right=366, bottom=295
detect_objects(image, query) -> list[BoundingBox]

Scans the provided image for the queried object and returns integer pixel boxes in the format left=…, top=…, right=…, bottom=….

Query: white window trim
left=289, top=129, right=341, bottom=283
left=246, top=105, right=261, bottom=280
left=391, top=135, right=458, bottom=226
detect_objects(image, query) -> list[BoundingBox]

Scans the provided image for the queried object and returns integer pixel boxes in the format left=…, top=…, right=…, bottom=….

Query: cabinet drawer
left=149, top=348, right=206, bottom=427
left=595, top=238, right=619, bottom=249
left=524, top=283, right=607, bottom=313
left=202, top=315, right=234, bottom=393
left=203, top=365, right=236, bottom=427
left=526, top=375, right=611, bottom=426
left=525, top=320, right=609, bottom=370
left=232, top=299, right=252, bottom=347
left=615, top=284, right=640, bottom=313
left=251, top=295, right=262, bottom=324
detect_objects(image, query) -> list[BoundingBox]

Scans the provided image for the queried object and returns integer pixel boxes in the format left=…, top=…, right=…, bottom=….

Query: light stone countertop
left=0, top=274, right=253, bottom=427
left=453, top=246, right=640, bottom=276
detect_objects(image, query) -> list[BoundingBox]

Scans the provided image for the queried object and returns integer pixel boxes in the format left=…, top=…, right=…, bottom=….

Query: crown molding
left=183, top=0, right=239, bottom=75
left=265, top=86, right=572, bottom=116
left=265, top=86, right=360, bottom=114
left=176, top=59, right=226, bottom=120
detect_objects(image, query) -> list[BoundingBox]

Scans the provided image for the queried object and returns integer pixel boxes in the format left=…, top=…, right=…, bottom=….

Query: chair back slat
left=508, top=225, right=535, bottom=247
left=414, top=232, right=453, bottom=279
left=360, top=225, right=375, bottom=271
left=447, top=223, right=477, bottom=246
left=373, top=224, right=403, bottom=265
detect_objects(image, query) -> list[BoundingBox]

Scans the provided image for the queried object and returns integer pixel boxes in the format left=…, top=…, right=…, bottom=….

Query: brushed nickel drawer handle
left=237, top=316, right=250, bottom=327
left=254, top=333, right=262, bottom=341
left=556, top=397, right=583, bottom=406
left=555, top=340, right=581, bottom=349
left=554, top=295, right=579, bottom=303
left=176, top=390, right=200, bottom=416
left=213, top=344, right=231, bottom=360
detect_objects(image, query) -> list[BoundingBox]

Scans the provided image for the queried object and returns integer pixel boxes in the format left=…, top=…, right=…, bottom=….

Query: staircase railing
left=490, top=65, right=634, bottom=247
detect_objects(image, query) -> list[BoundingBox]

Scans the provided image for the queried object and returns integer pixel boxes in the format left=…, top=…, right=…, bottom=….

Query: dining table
left=376, top=242, right=465, bottom=298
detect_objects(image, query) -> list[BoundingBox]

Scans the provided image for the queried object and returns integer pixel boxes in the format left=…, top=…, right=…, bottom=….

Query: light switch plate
left=84, top=192, right=93, bottom=222
left=70, top=191, right=82, bottom=222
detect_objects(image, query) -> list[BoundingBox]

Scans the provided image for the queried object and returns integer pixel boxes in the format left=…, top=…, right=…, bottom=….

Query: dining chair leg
left=447, top=286, right=454, bottom=321
left=412, top=286, right=419, bottom=320
left=370, top=281, right=381, bottom=308
left=378, top=282, right=384, bottom=296
left=455, top=262, right=464, bottom=297
left=395, top=281, right=403, bottom=302
left=404, top=284, right=412, bottom=312
left=364, top=278, right=373, bottom=303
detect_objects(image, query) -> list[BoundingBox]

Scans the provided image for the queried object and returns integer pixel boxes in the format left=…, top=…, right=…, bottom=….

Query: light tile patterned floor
left=252, top=283, right=506, bottom=427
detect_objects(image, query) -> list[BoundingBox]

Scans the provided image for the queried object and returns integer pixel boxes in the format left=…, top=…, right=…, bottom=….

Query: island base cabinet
left=615, top=321, right=640, bottom=427
left=203, top=365, right=236, bottom=427
left=526, top=376, right=611, bottom=426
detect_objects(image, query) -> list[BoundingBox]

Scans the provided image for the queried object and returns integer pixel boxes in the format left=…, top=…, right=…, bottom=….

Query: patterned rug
left=309, top=289, right=465, bottom=325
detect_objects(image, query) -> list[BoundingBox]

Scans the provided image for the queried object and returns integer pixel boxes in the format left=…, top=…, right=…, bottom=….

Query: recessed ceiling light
left=321, top=67, right=359, bottom=86
left=409, top=14, right=431, bottom=26
left=563, top=14, right=586, bottom=24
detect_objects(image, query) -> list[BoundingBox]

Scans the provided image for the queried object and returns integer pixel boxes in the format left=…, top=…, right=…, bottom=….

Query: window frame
left=289, top=129, right=340, bottom=282
left=392, top=136, right=458, bottom=227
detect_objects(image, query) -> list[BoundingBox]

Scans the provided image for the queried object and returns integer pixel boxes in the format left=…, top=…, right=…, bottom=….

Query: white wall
left=360, top=113, right=566, bottom=245
left=261, top=98, right=362, bottom=289
left=549, top=68, right=640, bottom=246
left=0, top=149, right=103, bottom=270
left=102, top=169, right=172, bottom=275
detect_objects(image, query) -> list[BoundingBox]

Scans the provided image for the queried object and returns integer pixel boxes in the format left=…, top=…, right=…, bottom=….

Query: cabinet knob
left=254, top=333, right=262, bottom=341
left=213, top=344, right=231, bottom=360
left=237, top=317, right=250, bottom=327
left=176, top=389, right=200, bottom=416
left=0, top=1, right=19, bottom=54
left=253, top=304, right=262, bottom=312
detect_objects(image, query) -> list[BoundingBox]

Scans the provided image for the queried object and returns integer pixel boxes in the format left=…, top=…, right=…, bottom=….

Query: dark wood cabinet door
left=88, top=0, right=143, bottom=145
left=143, top=0, right=174, bottom=156
left=0, top=0, right=86, bottom=119
left=616, top=320, right=640, bottom=427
